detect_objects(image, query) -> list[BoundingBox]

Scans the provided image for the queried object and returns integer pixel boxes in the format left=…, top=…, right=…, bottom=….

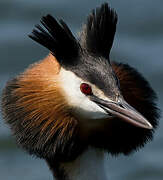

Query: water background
left=0, top=0, right=163, bottom=179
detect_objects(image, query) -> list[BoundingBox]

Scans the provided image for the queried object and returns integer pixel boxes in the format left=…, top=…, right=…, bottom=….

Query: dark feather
left=29, top=14, right=80, bottom=66
left=80, top=3, right=117, bottom=59
left=90, top=62, right=160, bottom=155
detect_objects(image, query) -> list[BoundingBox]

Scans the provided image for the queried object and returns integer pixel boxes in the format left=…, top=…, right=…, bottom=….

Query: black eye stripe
left=113, top=73, right=120, bottom=88
left=116, top=76, right=120, bottom=88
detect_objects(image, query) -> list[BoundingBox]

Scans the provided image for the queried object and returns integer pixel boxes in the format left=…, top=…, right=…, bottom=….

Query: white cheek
left=59, top=68, right=109, bottom=120
left=74, top=99, right=109, bottom=120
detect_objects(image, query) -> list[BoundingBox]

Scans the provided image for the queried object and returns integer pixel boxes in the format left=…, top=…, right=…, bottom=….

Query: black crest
left=80, top=3, right=117, bottom=59
left=29, top=14, right=80, bottom=66
left=29, top=3, right=117, bottom=65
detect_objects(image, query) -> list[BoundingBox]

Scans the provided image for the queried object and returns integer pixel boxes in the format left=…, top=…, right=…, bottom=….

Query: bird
left=1, top=3, right=159, bottom=180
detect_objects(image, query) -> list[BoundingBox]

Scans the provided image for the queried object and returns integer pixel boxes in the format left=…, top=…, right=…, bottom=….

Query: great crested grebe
left=2, top=3, right=159, bottom=180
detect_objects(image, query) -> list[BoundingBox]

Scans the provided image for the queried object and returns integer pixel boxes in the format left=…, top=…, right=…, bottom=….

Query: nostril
left=119, top=103, right=124, bottom=108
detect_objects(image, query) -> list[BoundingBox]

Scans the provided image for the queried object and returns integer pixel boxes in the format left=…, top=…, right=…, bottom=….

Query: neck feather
left=47, top=148, right=108, bottom=180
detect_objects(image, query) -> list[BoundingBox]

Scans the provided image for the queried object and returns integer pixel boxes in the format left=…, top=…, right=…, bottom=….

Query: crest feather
left=80, top=3, right=117, bottom=59
left=29, top=15, right=80, bottom=66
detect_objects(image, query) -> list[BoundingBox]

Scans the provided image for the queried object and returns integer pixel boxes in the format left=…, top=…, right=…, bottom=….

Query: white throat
left=60, top=148, right=108, bottom=180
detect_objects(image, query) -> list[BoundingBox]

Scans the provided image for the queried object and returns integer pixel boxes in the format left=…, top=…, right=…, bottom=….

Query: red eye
left=80, top=83, right=92, bottom=95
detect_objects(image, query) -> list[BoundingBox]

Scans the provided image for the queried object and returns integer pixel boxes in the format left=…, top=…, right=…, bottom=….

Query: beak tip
left=135, top=119, right=153, bottom=130
left=146, top=123, right=153, bottom=130
left=142, top=120, right=153, bottom=130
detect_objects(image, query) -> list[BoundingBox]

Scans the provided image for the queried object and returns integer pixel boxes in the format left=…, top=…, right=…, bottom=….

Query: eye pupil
left=80, top=83, right=92, bottom=95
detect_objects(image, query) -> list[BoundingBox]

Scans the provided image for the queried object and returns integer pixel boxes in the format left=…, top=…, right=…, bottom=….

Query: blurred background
left=0, top=0, right=162, bottom=179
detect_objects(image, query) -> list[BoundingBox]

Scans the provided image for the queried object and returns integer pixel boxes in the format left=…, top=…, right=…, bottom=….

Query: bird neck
left=47, top=148, right=108, bottom=180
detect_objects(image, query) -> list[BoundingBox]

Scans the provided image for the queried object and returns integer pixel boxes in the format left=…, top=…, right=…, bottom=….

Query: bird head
left=2, top=3, right=159, bottom=162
